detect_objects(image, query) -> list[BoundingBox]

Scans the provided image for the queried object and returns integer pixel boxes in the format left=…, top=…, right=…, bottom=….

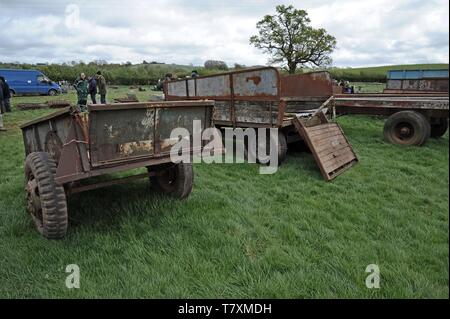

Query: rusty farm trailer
left=165, top=67, right=358, bottom=181
left=20, top=101, right=215, bottom=239
left=333, top=93, right=449, bottom=146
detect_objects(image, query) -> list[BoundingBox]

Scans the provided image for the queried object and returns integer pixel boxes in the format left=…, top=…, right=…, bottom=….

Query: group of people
left=74, top=71, right=107, bottom=112
left=0, top=76, right=12, bottom=131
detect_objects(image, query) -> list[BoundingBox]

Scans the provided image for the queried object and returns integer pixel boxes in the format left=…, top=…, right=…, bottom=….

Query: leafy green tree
left=250, top=5, right=337, bottom=74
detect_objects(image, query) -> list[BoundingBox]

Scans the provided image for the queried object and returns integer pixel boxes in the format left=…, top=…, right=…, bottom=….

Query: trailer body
left=20, top=101, right=215, bottom=238
left=165, top=68, right=358, bottom=181
left=333, top=93, right=449, bottom=145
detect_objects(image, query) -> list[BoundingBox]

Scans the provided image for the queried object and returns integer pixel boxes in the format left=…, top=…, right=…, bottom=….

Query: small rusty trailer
left=165, top=67, right=358, bottom=181
left=20, top=101, right=215, bottom=239
left=333, top=93, right=449, bottom=146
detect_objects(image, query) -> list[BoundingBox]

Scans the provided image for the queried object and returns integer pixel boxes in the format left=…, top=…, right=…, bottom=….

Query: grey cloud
left=0, top=0, right=448, bottom=67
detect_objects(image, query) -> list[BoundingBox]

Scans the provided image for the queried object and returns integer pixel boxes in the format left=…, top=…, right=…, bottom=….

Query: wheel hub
left=26, top=178, right=41, bottom=217
left=400, top=126, right=411, bottom=136
left=395, top=122, right=414, bottom=141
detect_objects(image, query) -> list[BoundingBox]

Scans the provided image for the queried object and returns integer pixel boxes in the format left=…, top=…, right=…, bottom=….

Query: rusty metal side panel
left=196, top=74, right=231, bottom=97
left=232, top=69, right=279, bottom=98
left=89, top=108, right=156, bottom=165
left=214, top=101, right=232, bottom=122
left=167, top=80, right=189, bottom=97
left=234, top=101, right=278, bottom=125
left=157, top=106, right=208, bottom=155
left=166, top=67, right=280, bottom=101
left=386, top=80, right=402, bottom=90
left=387, top=79, right=449, bottom=92
left=21, top=109, right=73, bottom=157
left=281, top=71, right=333, bottom=98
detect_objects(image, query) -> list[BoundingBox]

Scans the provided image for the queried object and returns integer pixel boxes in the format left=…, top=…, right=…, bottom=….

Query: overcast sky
left=0, top=0, right=448, bottom=67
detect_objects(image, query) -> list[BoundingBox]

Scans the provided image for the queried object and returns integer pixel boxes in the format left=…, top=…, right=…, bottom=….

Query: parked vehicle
left=0, top=69, right=62, bottom=96
left=333, top=93, right=449, bottom=145
left=165, top=67, right=358, bottom=181
left=20, top=100, right=215, bottom=239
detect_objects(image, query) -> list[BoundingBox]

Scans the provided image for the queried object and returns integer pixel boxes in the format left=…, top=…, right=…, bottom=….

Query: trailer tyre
left=149, top=163, right=193, bottom=199
left=245, top=131, right=288, bottom=164
left=430, top=118, right=449, bottom=138
left=24, top=152, right=68, bottom=239
left=383, top=111, right=430, bottom=146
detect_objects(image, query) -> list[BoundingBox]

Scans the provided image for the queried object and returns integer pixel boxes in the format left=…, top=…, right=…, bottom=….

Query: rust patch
left=118, top=141, right=153, bottom=156
left=246, top=76, right=262, bottom=85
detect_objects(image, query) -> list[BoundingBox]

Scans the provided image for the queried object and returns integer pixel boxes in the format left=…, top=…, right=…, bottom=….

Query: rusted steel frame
left=229, top=73, right=236, bottom=127
left=165, top=95, right=280, bottom=102
left=214, top=120, right=274, bottom=129
left=383, top=89, right=448, bottom=94
left=277, top=100, right=287, bottom=127
left=90, top=145, right=204, bottom=169
left=67, top=172, right=152, bottom=195
left=88, top=101, right=214, bottom=111
left=335, top=100, right=449, bottom=111
left=168, top=66, right=280, bottom=83
left=335, top=106, right=449, bottom=118
left=154, top=108, right=161, bottom=155
left=55, top=155, right=175, bottom=185
left=334, top=93, right=448, bottom=98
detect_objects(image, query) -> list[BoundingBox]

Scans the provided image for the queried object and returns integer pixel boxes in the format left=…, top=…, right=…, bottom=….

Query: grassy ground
left=0, top=86, right=448, bottom=298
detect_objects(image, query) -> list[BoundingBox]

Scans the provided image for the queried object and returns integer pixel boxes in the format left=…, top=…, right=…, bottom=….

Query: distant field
left=0, top=86, right=448, bottom=298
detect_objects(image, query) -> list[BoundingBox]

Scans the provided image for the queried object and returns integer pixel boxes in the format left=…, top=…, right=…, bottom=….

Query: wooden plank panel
left=292, top=117, right=358, bottom=181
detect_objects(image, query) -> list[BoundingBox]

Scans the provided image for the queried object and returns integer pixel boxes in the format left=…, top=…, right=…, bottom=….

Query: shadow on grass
left=66, top=179, right=176, bottom=235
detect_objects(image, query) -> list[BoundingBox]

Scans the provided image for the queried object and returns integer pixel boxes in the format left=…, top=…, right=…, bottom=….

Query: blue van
left=0, top=69, right=62, bottom=96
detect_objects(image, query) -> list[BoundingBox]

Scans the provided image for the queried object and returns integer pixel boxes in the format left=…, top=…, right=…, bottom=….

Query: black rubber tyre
left=245, top=130, right=288, bottom=164
left=383, top=111, right=431, bottom=146
left=48, top=89, right=58, bottom=96
left=149, top=163, right=193, bottom=199
left=24, top=152, right=68, bottom=239
left=430, top=118, right=449, bottom=138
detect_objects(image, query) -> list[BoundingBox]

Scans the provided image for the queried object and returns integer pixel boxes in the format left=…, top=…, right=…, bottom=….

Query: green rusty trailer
left=20, top=101, right=215, bottom=239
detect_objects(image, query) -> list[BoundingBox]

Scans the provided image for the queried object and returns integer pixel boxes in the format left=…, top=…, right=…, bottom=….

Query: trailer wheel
left=24, top=152, right=68, bottom=239
left=245, top=130, right=288, bottom=164
left=383, top=111, right=430, bottom=146
left=149, top=163, right=193, bottom=199
left=430, top=118, right=449, bottom=138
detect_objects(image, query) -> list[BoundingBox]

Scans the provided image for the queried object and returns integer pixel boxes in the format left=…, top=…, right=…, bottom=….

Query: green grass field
left=0, top=86, right=448, bottom=298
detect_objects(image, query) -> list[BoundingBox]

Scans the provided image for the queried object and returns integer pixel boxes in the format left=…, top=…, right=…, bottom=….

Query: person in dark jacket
left=0, top=77, right=11, bottom=112
left=96, top=71, right=107, bottom=104
left=74, top=73, right=89, bottom=112
left=88, top=76, right=97, bottom=104
left=0, top=80, right=6, bottom=131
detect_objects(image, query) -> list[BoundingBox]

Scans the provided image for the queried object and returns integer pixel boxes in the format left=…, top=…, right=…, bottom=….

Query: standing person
left=88, top=76, right=97, bottom=104
left=96, top=71, right=107, bottom=104
left=0, top=77, right=11, bottom=112
left=74, top=73, right=89, bottom=112
left=0, top=79, right=6, bottom=131
left=191, top=70, right=199, bottom=78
